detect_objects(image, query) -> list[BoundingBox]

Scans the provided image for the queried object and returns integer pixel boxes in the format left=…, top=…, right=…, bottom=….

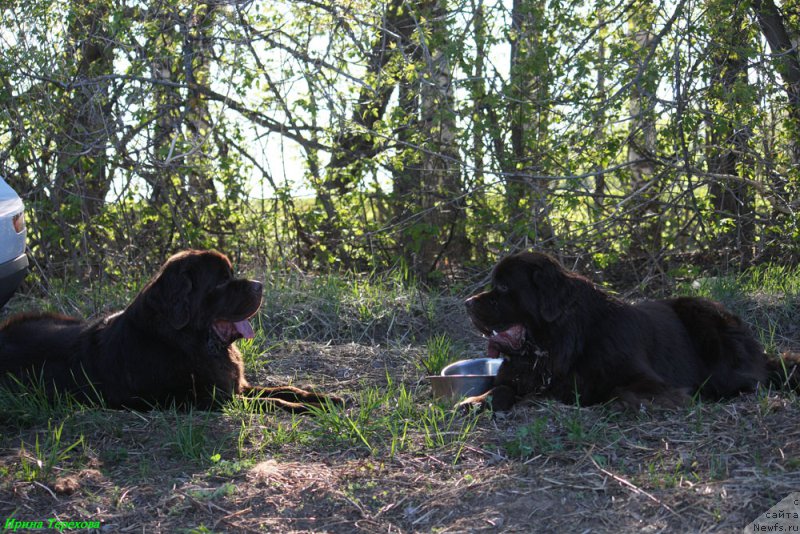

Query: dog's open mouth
left=484, top=324, right=526, bottom=358
left=212, top=317, right=256, bottom=344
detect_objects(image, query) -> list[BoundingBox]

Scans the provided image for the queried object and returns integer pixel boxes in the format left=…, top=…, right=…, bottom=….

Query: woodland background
left=2, top=0, right=800, bottom=283
left=2, top=3, right=800, bottom=531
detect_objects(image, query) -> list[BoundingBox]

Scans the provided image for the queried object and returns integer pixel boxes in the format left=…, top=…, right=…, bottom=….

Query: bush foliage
left=2, top=0, right=799, bottom=282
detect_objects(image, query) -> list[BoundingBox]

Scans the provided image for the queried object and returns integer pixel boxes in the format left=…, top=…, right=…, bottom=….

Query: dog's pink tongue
left=486, top=324, right=525, bottom=357
left=234, top=319, right=255, bottom=339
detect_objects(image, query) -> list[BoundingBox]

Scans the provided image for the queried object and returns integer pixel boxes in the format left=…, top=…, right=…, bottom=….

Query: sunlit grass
left=304, top=376, right=485, bottom=463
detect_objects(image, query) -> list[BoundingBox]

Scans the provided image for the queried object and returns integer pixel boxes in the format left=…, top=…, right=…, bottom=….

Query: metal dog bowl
left=428, top=358, right=503, bottom=400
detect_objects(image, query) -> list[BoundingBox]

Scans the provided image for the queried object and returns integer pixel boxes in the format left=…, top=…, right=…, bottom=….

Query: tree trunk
left=390, top=0, right=469, bottom=276
left=52, top=0, right=114, bottom=276
left=327, top=0, right=416, bottom=188
left=506, top=0, right=552, bottom=249
left=469, top=0, right=490, bottom=264
left=592, top=6, right=607, bottom=219
left=323, top=0, right=417, bottom=268
left=416, top=0, right=470, bottom=274
left=184, top=3, right=218, bottom=204
left=626, top=6, right=661, bottom=256
left=751, top=0, right=800, bottom=164
left=706, top=0, right=755, bottom=263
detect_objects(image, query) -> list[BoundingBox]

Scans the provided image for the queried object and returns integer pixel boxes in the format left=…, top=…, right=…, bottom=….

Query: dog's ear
left=147, top=268, right=193, bottom=329
left=527, top=260, right=574, bottom=323
left=166, top=272, right=193, bottom=329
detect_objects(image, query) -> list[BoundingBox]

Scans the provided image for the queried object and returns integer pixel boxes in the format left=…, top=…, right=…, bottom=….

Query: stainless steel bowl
left=428, top=358, right=503, bottom=400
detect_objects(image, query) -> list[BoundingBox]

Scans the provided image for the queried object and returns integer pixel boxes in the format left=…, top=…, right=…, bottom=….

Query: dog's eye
left=496, top=283, right=509, bottom=293
left=215, top=280, right=229, bottom=290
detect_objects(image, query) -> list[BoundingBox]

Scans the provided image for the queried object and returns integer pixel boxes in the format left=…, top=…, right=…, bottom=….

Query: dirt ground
left=2, top=335, right=799, bottom=533
left=1, top=290, right=799, bottom=533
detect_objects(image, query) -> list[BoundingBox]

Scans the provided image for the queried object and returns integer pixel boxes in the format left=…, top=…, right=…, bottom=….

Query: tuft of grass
left=419, top=333, right=458, bottom=375
left=758, top=316, right=780, bottom=356
left=418, top=403, right=482, bottom=463
left=185, top=525, right=216, bottom=534
left=18, top=420, right=85, bottom=483
left=164, top=408, right=218, bottom=463
left=207, top=455, right=255, bottom=477
left=234, top=313, right=276, bottom=374
left=185, top=482, right=237, bottom=502
left=0, top=374, right=86, bottom=427
left=737, top=264, right=800, bottom=295
left=505, top=417, right=560, bottom=457
left=260, top=416, right=312, bottom=450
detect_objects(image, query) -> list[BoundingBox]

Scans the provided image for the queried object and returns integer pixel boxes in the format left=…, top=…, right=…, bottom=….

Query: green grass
left=504, top=406, right=621, bottom=459
left=165, top=408, right=219, bottom=463
left=207, top=456, right=256, bottom=477
left=17, top=420, right=85, bottom=483
left=255, top=266, right=436, bottom=343
left=304, top=376, right=485, bottom=462
left=132, top=374, right=489, bottom=468
left=235, top=313, right=276, bottom=373
left=185, top=482, right=237, bottom=501
left=419, top=333, right=459, bottom=375
left=0, top=373, right=87, bottom=427
left=681, top=263, right=800, bottom=302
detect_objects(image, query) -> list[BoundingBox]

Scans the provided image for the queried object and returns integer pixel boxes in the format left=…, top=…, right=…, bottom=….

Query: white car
left=0, top=177, right=27, bottom=307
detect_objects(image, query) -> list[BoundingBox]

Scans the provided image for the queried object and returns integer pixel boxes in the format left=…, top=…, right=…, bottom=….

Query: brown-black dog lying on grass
left=0, top=250, right=342, bottom=413
left=463, top=251, right=800, bottom=411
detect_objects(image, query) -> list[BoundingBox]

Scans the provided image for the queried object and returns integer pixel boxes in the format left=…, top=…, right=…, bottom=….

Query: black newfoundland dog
left=0, top=250, right=341, bottom=412
left=464, top=251, right=798, bottom=410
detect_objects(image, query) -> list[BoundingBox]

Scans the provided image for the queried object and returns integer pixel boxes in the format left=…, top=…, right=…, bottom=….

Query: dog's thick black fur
left=464, top=251, right=799, bottom=410
left=0, top=250, right=341, bottom=413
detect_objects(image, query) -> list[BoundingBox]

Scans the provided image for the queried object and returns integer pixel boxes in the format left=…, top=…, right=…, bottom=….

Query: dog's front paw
left=456, top=392, right=492, bottom=413
left=456, top=385, right=516, bottom=414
